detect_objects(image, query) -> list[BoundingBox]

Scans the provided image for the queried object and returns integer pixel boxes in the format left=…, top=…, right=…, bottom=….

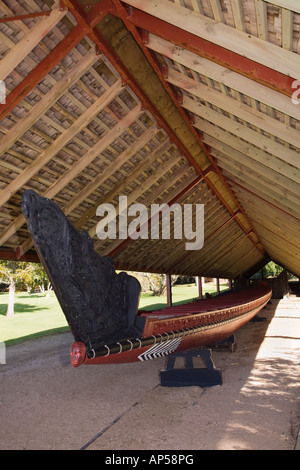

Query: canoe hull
left=80, top=285, right=271, bottom=365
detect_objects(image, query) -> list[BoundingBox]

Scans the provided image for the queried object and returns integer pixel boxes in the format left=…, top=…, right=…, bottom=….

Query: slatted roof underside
left=0, top=0, right=299, bottom=278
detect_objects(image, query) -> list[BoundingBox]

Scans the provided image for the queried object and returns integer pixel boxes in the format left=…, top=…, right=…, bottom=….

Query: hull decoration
left=78, top=284, right=271, bottom=365
left=21, top=190, right=272, bottom=368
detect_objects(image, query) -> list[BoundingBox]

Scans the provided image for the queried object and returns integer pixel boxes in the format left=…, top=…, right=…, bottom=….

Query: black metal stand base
left=160, top=348, right=222, bottom=388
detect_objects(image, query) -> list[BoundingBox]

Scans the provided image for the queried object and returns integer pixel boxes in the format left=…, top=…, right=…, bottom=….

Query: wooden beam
left=0, top=8, right=67, bottom=81
left=3, top=102, right=141, bottom=253
left=105, top=173, right=202, bottom=258
left=209, top=0, right=224, bottom=23
left=62, top=0, right=207, bottom=175
left=0, top=23, right=89, bottom=123
left=0, top=47, right=98, bottom=157
left=190, top=106, right=300, bottom=169
left=112, top=0, right=267, bottom=260
left=230, top=0, right=245, bottom=31
left=123, top=0, right=300, bottom=82
left=199, top=121, right=300, bottom=184
left=190, top=1, right=204, bottom=15
left=146, top=34, right=300, bottom=121
left=254, top=0, right=268, bottom=41
left=167, top=68, right=300, bottom=150
left=0, top=11, right=52, bottom=24
left=122, top=7, right=293, bottom=96
left=228, top=176, right=300, bottom=224
left=0, top=79, right=123, bottom=209
left=281, top=8, right=293, bottom=50
left=264, top=0, right=300, bottom=14
left=197, top=276, right=202, bottom=299
left=212, top=149, right=300, bottom=214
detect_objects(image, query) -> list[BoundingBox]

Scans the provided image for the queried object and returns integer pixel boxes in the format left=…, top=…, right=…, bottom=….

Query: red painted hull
left=78, top=284, right=271, bottom=366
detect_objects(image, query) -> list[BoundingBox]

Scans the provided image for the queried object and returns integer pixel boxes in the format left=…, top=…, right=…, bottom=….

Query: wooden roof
left=0, top=0, right=299, bottom=278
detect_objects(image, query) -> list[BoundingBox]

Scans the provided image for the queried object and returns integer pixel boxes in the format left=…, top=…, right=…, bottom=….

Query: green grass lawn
left=0, top=282, right=229, bottom=345
left=0, top=292, right=69, bottom=345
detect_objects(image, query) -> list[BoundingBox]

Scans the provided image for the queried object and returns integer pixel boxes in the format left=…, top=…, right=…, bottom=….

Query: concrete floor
left=0, top=296, right=299, bottom=450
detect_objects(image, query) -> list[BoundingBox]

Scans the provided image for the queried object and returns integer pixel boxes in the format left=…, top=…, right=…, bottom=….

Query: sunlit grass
left=0, top=292, right=68, bottom=345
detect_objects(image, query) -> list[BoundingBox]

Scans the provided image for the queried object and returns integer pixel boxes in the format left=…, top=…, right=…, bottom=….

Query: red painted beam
left=0, top=249, right=40, bottom=262
left=109, top=0, right=266, bottom=258
left=60, top=0, right=266, bottom=260
left=0, top=23, right=89, bottom=123
left=121, top=6, right=294, bottom=97
left=62, top=0, right=206, bottom=178
left=66, top=0, right=114, bottom=28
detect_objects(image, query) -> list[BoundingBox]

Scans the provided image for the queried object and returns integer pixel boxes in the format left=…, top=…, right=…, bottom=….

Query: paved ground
left=0, top=296, right=299, bottom=450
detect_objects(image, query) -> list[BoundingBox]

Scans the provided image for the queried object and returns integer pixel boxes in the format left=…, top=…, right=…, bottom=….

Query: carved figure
left=21, top=190, right=144, bottom=356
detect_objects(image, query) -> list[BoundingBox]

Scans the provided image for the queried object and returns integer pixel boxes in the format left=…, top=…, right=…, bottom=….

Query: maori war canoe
left=71, top=284, right=271, bottom=366
left=21, top=190, right=272, bottom=368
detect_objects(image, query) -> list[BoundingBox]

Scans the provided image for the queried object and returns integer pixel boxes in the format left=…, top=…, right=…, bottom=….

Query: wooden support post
left=197, top=276, right=202, bottom=299
left=166, top=274, right=172, bottom=307
left=216, top=278, right=220, bottom=295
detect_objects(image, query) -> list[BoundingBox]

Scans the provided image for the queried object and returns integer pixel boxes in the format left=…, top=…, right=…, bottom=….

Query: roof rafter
left=1, top=0, right=299, bottom=277
left=104, top=0, right=267, bottom=259
left=0, top=78, right=124, bottom=210
left=0, top=47, right=98, bottom=157
left=119, top=0, right=295, bottom=96
left=0, top=22, right=90, bottom=122
left=16, top=104, right=144, bottom=258
left=0, top=8, right=67, bottom=81
left=123, top=0, right=300, bottom=80
left=167, top=68, right=299, bottom=149
left=106, top=174, right=203, bottom=259
left=145, top=34, right=300, bottom=121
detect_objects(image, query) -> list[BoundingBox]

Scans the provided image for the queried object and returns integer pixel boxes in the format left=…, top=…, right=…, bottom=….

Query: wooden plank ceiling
left=0, top=0, right=299, bottom=279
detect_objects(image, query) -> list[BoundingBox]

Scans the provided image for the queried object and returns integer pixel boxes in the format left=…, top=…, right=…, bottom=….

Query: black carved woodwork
left=21, top=190, right=144, bottom=354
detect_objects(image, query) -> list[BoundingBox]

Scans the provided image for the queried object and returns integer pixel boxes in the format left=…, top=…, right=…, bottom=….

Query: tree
left=263, top=262, right=283, bottom=278
left=0, top=261, right=34, bottom=316
left=137, top=273, right=179, bottom=296
left=29, top=263, right=52, bottom=296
